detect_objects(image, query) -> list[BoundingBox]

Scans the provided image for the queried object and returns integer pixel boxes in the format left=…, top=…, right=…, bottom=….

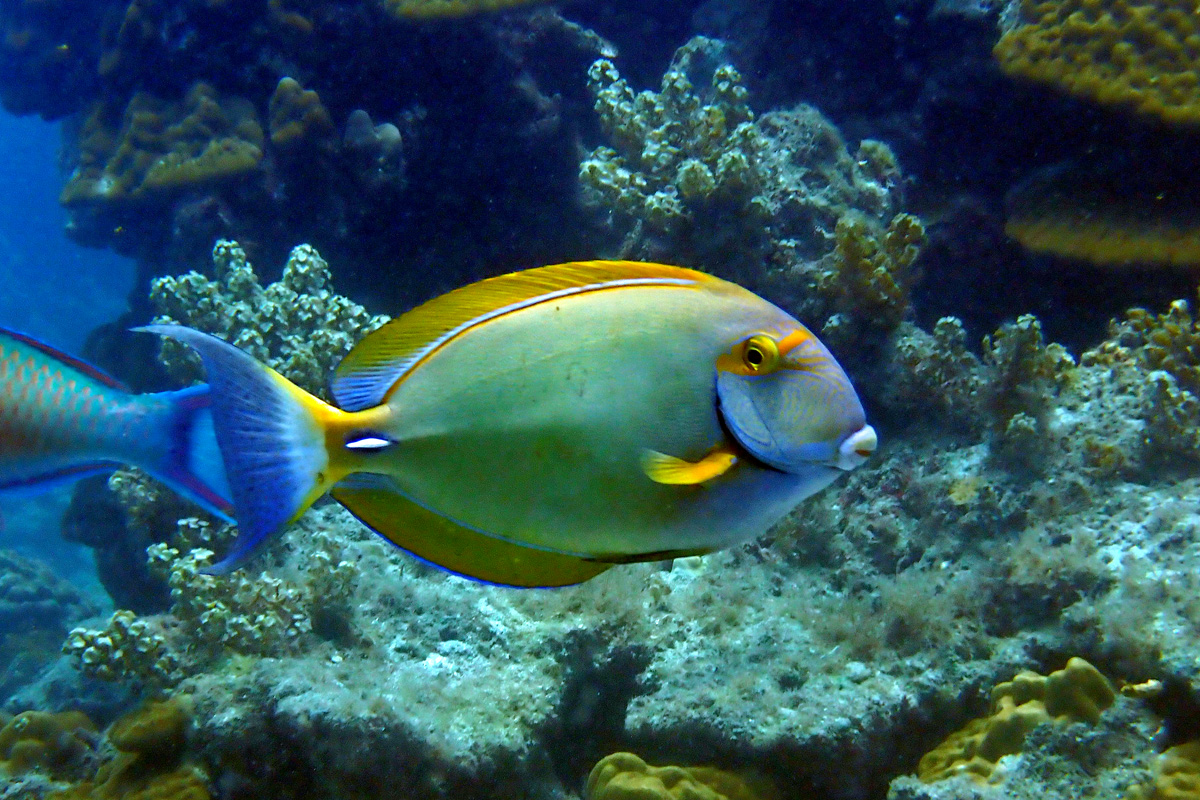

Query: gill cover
left=716, top=328, right=866, bottom=472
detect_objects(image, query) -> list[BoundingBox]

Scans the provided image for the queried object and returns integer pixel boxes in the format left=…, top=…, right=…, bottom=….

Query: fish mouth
left=715, top=393, right=877, bottom=475
left=833, top=425, right=877, bottom=471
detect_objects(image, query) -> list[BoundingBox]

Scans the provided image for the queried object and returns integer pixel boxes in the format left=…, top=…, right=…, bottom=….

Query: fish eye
left=742, top=335, right=779, bottom=372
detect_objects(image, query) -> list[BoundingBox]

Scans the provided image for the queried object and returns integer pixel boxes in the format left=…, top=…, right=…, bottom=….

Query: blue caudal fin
left=138, top=326, right=329, bottom=574
left=146, top=385, right=235, bottom=522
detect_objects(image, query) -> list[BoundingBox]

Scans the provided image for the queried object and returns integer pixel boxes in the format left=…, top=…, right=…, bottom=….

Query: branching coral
left=882, top=318, right=986, bottom=430
left=149, top=239, right=388, bottom=395
left=580, top=36, right=910, bottom=338
left=818, top=213, right=926, bottom=344
left=64, top=610, right=179, bottom=689
left=994, top=0, right=1200, bottom=125
left=982, top=314, right=1076, bottom=467
left=146, top=543, right=311, bottom=659
left=917, top=657, right=1116, bottom=783
left=580, top=36, right=768, bottom=278
left=60, top=83, right=263, bottom=206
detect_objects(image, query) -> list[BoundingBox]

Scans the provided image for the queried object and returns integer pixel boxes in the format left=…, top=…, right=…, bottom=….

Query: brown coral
left=994, top=0, right=1200, bottom=125
left=61, top=82, right=263, bottom=206
left=268, top=77, right=334, bottom=150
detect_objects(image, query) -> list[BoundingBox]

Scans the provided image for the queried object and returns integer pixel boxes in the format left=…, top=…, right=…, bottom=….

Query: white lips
left=835, top=425, right=878, bottom=470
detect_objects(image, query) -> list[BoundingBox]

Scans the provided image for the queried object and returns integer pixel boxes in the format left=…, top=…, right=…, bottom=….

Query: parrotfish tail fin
left=138, top=325, right=332, bottom=574
left=144, top=385, right=235, bottom=522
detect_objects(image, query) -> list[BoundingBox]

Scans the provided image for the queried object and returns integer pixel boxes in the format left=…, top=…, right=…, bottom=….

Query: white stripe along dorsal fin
left=331, top=260, right=712, bottom=411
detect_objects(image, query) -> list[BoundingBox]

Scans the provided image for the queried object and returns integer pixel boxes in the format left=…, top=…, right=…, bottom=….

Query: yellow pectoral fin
left=331, top=482, right=613, bottom=588
left=640, top=447, right=738, bottom=485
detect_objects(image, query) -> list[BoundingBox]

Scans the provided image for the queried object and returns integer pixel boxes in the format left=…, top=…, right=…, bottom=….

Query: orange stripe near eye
left=775, top=329, right=813, bottom=357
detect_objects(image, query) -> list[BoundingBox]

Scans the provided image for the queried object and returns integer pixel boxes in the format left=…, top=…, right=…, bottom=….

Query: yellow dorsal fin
left=331, top=481, right=614, bottom=587
left=331, top=261, right=713, bottom=411
left=640, top=447, right=738, bottom=485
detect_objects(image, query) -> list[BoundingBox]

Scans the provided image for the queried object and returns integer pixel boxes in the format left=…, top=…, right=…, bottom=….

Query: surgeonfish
left=148, top=260, right=877, bottom=586
left=0, top=327, right=232, bottom=518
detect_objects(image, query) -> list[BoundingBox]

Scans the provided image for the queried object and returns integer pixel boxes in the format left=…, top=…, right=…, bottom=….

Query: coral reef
left=1128, top=740, right=1200, bottom=800
left=60, top=83, right=264, bottom=208
left=0, top=697, right=214, bottom=800
left=0, top=710, right=97, bottom=781
left=586, top=752, right=772, bottom=800
left=580, top=35, right=909, bottom=333
left=384, top=0, right=549, bottom=18
left=817, top=212, right=926, bottom=347
left=994, top=0, right=1200, bottom=125
left=149, top=239, right=388, bottom=395
left=916, top=658, right=1115, bottom=783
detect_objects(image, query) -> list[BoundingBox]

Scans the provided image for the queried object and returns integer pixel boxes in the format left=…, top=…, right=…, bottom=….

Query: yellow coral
left=0, top=710, right=96, bottom=780
left=46, top=697, right=210, bottom=800
left=994, top=0, right=1200, bottom=125
left=1005, top=164, right=1200, bottom=265
left=918, top=657, right=1115, bottom=783
left=586, top=753, right=774, bottom=800
left=1127, top=740, right=1200, bottom=800
left=384, top=0, right=548, bottom=18
left=61, top=83, right=263, bottom=205
left=268, top=77, right=334, bottom=149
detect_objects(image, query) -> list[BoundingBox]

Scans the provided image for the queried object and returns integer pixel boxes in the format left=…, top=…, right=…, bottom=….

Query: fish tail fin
left=139, top=325, right=350, bottom=573
left=139, top=385, right=235, bottom=521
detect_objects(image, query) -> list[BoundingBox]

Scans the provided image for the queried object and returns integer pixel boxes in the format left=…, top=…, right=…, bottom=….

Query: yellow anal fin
left=331, top=483, right=612, bottom=588
left=640, top=447, right=737, bottom=485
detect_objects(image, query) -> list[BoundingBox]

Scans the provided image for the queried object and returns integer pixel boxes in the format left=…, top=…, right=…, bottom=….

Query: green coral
left=580, top=37, right=766, bottom=256
left=580, top=36, right=910, bottom=335
left=982, top=314, right=1076, bottom=467
left=149, top=239, right=388, bottom=395
left=818, top=212, right=926, bottom=343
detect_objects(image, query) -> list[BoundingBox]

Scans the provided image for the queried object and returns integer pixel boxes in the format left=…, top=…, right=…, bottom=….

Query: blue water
left=0, top=111, right=134, bottom=595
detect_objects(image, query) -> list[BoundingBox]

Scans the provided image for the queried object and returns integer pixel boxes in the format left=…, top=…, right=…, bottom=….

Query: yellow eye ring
left=742, top=335, right=779, bottom=373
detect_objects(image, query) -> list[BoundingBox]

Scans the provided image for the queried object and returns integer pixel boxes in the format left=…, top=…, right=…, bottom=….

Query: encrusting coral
left=1127, top=740, right=1200, bottom=800
left=0, top=710, right=97, bottom=781
left=917, top=657, right=1116, bottom=783
left=60, top=83, right=264, bottom=207
left=268, top=77, right=335, bottom=151
left=994, top=0, right=1200, bottom=126
left=149, top=239, right=389, bottom=396
left=586, top=752, right=774, bottom=800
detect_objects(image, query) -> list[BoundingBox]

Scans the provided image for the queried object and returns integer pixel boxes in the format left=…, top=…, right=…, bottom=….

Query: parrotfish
left=0, top=328, right=232, bottom=518
left=150, top=260, right=876, bottom=586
